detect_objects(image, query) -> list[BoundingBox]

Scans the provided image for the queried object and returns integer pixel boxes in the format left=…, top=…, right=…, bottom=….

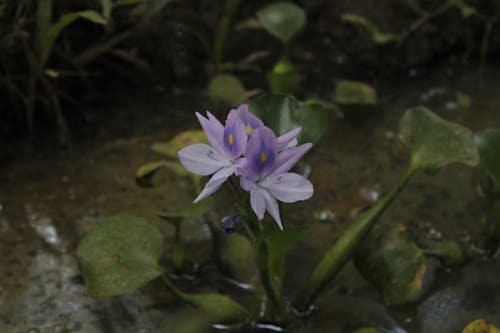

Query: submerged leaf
left=399, top=106, right=479, bottom=172
left=77, top=214, right=164, bottom=297
left=257, top=2, right=306, bottom=44
left=335, top=80, right=377, bottom=105
left=475, top=129, right=500, bottom=189
left=249, top=93, right=327, bottom=144
left=354, top=223, right=429, bottom=306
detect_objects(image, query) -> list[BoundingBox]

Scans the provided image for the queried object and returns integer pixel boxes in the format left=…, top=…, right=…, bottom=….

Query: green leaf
left=163, top=278, right=249, bottom=323
left=266, top=224, right=309, bottom=293
left=136, top=160, right=168, bottom=178
left=77, top=214, right=164, bottom=297
left=462, top=319, right=500, bottom=333
left=249, top=93, right=327, bottom=144
left=36, top=10, right=107, bottom=70
left=475, top=129, right=500, bottom=188
left=267, top=57, right=297, bottom=94
left=257, top=2, right=306, bottom=44
left=151, top=130, right=208, bottom=158
left=101, top=0, right=113, bottom=19
left=354, top=224, right=429, bottom=306
left=334, top=80, right=378, bottom=105
left=399, top=106, right=479, bottom=172
left=424, top=240, right=467, bottom=267
left=450, top=0, right=476, bottom=17
left=209, top=224, right=258, bottom=285
left=158, top=197, right=215, bottom=221
left=209, top=74, right=248, bottom=105
left=341, top=13, right=400, bottom=44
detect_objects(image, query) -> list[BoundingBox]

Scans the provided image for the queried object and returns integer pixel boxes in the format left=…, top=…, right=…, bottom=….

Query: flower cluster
left=178, top=104, right=313, bottom=229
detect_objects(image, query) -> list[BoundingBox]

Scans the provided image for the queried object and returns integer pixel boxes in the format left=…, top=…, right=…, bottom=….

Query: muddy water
left=1, top=67, right=500, bottom=333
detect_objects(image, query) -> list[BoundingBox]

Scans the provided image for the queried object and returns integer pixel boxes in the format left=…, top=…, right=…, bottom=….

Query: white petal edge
left=261, top=173, right=313, bottom=203
left=250, top=187, right=266, bottom=220
left=194, top=165, right=236, bottom=203
left=179, top=143, right=228, bottom=176
left=262, top=188, right=283, bottom=230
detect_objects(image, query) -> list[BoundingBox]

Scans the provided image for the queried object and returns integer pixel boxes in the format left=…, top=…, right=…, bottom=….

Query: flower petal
left=178, top=143, right=228, bottom=176
left=245, top=126, right=278, bottom=180
left=269, top=143, right=313, bottom=176
left=262, top=189, right=283, bottom=230
left=194, top=165, right=236, bottom=203
left=250, top=186, right=266, bottom=220
left=261, top=172, right=313, bottom=203
left=277, top=127, right=301, bottom=150
left=223, top=110, right=247, bottom=159
left=196, top=111, right=225, bottom=154
left=236, top=104, right=263, bottom=136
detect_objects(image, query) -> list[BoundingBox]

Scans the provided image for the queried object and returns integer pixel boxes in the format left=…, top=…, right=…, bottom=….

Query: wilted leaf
left=354, top=223, right=429, bottom=306
left=462, top=319, right=500, bottom=333
left=151, top=130, right=207, bottom=158
left=249, top=93, right=327, bottom=144
left=399, top=106, right=479, bottom=172
left=342, top=13, right=400, bottom=44
left=257, top=2, right=306, bottom=44
left=77, top=214, right=164, bottom=297
left=335, top=80, right=377, bottom=105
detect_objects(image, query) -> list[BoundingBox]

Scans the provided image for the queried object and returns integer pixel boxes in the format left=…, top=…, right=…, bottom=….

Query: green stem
left=294, top=166, right=416, bottom=309
left=172, top=221, right=184, bottom=270
left=242, top=202, right=288, bottom=322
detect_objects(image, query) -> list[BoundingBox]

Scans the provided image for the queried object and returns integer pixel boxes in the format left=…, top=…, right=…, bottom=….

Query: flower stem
left=294, top=166, right=415, bottom=309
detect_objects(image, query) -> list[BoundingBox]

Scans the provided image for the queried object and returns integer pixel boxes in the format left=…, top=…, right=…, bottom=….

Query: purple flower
left=239, top=126, right=313, bottom=229
left=179, top=110, right=247, bottom=203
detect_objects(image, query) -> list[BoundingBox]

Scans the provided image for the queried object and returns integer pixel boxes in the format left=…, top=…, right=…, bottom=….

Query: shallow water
left=1, top=66, right=500, bottom=333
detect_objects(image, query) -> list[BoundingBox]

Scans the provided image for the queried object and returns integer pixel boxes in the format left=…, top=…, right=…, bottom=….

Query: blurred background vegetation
left=0, top=0, right=498, bottom=145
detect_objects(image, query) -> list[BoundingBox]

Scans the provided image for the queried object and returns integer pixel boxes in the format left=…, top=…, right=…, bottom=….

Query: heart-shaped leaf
left=399, top=106, right=479, bottom=172
left=354, top=223, right=430, bottom=306
left=77, top=214, right=164, bottom=297
left=249, top=93, right=327, bottom=144
left=256, top=2, right=306, bottom=44
left=209, top=74, right=249, bottom=105
left=475, top=129, right=500, bottom=188
left=335, top=80, right=377, bottom=105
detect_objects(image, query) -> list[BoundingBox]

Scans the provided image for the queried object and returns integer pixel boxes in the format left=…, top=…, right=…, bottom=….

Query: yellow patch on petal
left=246, top=125, right=253, bottom=135
left=228, top=134, right=234, bottom=145
left=260, top=152, right=267, bottom=164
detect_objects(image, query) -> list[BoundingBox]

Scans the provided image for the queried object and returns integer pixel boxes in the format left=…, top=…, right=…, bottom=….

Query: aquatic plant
left=78, top=94, right=486, bottom=330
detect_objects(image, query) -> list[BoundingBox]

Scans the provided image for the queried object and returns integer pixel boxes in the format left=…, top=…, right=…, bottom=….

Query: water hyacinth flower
left=179, top=109, right=247, bottom=202
left=239, top=126, right=313, bottom=229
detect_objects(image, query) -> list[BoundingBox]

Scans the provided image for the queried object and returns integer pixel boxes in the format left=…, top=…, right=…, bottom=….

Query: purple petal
left=269, top=143, right=313, bottom=176
left=178, top=143, right=228, bottom=176
left=261, top=172, right=313, bottom=203
left=223, top=110, right=247, bottom=159
left=194, top=165, right=236, bottom=203
left=196, top=112, right=225, bottom=154
left=262, top=189, right=283, bottom=230
left=245, top=126, right=278, bottom=180
left=277, top=127, right=301, bottom=150
left=250, top=187, right=266, bottom=220
left=236, top=104, right=264, bottom=136
left=239, top=175, right=254, bottom=192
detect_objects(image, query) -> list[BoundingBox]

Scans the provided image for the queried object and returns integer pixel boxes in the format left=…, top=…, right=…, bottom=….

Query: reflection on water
left=1, top=66, right=500, bottom=332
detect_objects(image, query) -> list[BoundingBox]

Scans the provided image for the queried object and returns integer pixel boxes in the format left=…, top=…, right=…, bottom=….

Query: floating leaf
left=475, top=129, right=500, bottom=188
left=399, top=106, right=479, bottom=172
left=249, top=93, right=327, bottom=144
left=266, top=224, right=309, bottom=293
left=335, top=80, right=377, bottom=105
left=158, top=197, right=215, bottom=221
left=341, top=13, right=400, bottom=44
left=209, top=74, right=248, bottom=105
left=424, top=240, right=467, bottom=267
left=354, top=223, right=429, bottom=306
left=77, top=214, right=164, bottom=297
left=462, top=319, right=500, bottom=333
left=209, top=223, right=258, bottom=285
left=256, top=2, right=306, bottom=44
left=152, top=130, right=207, bottom=158
left=163, top=278, right=249, bottom=323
